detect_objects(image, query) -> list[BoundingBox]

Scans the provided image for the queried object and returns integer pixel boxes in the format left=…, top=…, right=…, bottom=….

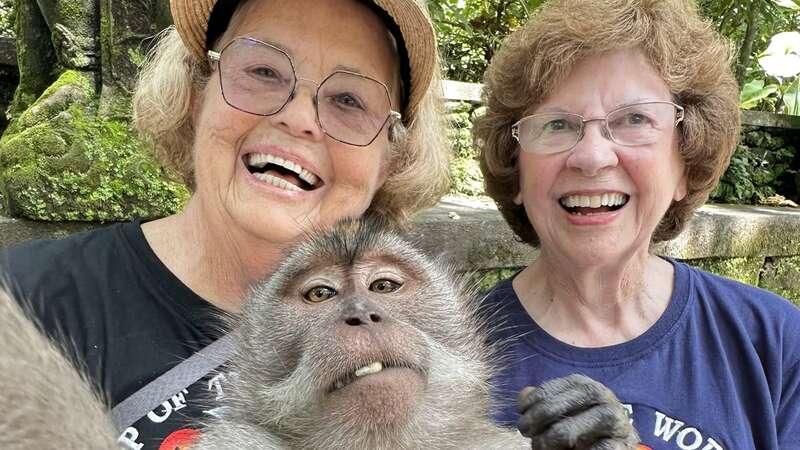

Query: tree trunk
left=736, top=0, right=761, bottom=87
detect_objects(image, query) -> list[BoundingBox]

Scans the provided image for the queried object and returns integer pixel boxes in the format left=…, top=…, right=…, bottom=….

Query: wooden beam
left=442, top=79, right=482, bottom=103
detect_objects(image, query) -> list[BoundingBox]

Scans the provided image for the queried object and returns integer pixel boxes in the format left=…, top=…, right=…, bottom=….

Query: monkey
left=196, top=217, right=639, bottom=449
left=0, top=217, right=638, bottom=450
left=0, top=286, right=118, bottom=450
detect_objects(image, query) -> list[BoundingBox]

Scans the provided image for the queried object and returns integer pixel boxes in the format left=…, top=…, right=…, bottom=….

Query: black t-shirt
left=0, top=220, right=228, bottom=449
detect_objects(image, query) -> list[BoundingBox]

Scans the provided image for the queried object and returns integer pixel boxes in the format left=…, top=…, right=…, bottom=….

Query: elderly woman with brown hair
left=0, top=0, right=449, bottom=446
left=477, top=0, right=800, bottom=448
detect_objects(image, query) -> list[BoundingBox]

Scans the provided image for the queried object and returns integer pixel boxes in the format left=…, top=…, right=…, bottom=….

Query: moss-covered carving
left=0, top=70, right=188, bottom=220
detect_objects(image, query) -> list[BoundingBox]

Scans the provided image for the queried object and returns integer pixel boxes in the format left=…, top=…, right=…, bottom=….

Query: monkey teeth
left=355, top=361, right=384, bottom=377
left=332, top=362, right=385, bottom=391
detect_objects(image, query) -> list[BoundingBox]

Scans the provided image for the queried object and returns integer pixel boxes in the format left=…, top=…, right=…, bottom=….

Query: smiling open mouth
left=245, top=153, right=323, bottom=192
left=559, top=193, right=629, bottom=215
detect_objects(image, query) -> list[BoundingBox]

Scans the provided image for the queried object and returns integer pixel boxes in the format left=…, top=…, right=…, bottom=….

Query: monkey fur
left=196, top=218, right=638, bottom=449
left=0, top=286, right=118, bottom=450
left=0, top=218, right=638, bottom=449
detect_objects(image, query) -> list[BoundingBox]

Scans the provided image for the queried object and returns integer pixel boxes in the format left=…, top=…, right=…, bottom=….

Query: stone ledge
left=2, top=201, right=800, bottom=270
left=0, top=215, right=101, bottom=248
left=741, top=110, right=800, bottom=129
left=408, top=200, right=800, bottom=270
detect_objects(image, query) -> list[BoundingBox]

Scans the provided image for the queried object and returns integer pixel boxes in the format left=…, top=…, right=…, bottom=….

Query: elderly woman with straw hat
left=477, top=0, right=800, bottom=448
left=0, top=0, right=449, bottom=446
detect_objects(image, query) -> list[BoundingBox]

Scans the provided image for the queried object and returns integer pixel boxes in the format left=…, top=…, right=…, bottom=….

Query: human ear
left=513, top=190, right=523, bottom=205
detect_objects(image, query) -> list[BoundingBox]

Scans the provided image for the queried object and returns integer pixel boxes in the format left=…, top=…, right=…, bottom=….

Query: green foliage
left=710, top=127, right=798, bottom=204
left=783, top=77, right=800, bottom=115
left=429, top=0, right=543, bottom=82
left=699, top=0, right=800, bottom=85
left=447, top=101, right=485, bottom=196
left=0, top=0, right=13, bottom=37
left=448, top=102, right=476, bottom=158
left=740, top=79, right=779, bottom=109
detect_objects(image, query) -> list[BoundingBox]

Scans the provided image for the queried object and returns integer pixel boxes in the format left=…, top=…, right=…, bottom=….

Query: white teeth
left=355, top=361, right=383, bottom=377
left=298, top=169, right=319, bottom=186
left=253, top=172, right=302, bottom=192
left=246, top=153, right=320, bottom=187
left=246, top=153, right=269, bottom=168
left=560, top=193, right=628, bottom=208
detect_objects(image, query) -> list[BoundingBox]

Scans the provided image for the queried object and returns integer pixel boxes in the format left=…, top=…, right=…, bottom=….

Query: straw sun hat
left=169, top=0, right=437, bottom=122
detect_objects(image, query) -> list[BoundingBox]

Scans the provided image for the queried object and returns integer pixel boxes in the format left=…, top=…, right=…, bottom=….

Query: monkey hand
left=516, top=374, right=639, bottom=450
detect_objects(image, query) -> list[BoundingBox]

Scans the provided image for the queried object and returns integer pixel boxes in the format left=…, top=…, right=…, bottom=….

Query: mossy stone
left=0, top=70, right=189, bottom=221
left=472, top=268, right=522, bottom=294
left=684, top=256, right=764, bottom=286
left=759, top=256, right=800, bottom=306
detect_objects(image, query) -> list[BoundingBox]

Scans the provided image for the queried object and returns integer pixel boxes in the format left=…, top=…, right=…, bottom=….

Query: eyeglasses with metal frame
left=208, top=36, right=402, bottom=147
left=510, top=101, right=684, bottom=155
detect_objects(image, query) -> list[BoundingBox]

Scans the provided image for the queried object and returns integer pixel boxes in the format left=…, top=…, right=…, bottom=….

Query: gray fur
left=197, top=218, right=528, bottom=449
left=0, top=287, right=119, bottom=450
left=197, top=218, right=638, bottom=449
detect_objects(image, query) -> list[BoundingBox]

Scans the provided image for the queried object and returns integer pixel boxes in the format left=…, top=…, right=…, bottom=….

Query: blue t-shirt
left=485, top=259, right=800, bottom=449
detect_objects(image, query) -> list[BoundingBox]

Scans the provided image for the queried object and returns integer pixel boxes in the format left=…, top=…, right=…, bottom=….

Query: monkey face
left=233, top=218, right=489, bottom=434
left=289, top=255, right=432, bottom=426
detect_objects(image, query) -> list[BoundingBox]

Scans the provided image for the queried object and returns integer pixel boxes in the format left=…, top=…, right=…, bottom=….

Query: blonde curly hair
left=133, top=24, right=449, bottom=225
left=475, top=0, right=740, bottom=245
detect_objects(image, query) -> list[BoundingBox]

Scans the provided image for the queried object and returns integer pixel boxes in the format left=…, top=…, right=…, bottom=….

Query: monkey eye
left=304, top=285, right=337, bottom=303
left=369, top=279, right=402, bottom=294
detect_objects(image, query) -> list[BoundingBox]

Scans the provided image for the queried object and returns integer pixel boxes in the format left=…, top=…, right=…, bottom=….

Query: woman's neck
left=513, top=250, right=675, bottom=347
left=141, top=198, right=285, bottom=313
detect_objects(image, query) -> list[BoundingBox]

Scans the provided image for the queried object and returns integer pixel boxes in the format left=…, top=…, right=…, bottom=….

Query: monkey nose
left=342, top=300, right=384, bottom=326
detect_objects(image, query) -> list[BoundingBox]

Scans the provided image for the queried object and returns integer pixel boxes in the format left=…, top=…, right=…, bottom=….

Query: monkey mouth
left=327, top=361, right=420, bottom=393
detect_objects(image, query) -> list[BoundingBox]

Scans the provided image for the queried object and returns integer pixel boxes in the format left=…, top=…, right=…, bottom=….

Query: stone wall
left=3, top=199, right=799, bottom=305
left=409, top=199, right=800, bottom=304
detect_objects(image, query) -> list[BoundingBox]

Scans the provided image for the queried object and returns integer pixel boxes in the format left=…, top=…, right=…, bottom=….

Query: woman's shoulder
left=0, top=221, right=149, bottom=313
left=676, top=260, right=800, bottom=360
left=482, top=277, right=517, bottom=303
left=1, top=221, right=140, bottom=285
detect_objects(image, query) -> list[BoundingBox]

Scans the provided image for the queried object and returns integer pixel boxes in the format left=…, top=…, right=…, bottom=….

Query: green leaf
left=782, top=76, right=800, bottom=114
left=739, top=79, right=779, bottom=109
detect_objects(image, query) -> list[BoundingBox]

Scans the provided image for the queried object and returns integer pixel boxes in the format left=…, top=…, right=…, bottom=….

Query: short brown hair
left=476, top=0, right=740, bottom=245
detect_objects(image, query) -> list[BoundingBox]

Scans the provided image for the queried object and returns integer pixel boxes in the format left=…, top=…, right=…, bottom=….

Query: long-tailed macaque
left=0, top=218, right=638, bottom=449
left=196, top=218, right=638, bottom=449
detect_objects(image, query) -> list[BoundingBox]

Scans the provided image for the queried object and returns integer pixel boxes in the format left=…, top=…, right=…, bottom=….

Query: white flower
left=759, top=32, right=800, bottom=78
left=773, top=0, right=800, bottom=9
